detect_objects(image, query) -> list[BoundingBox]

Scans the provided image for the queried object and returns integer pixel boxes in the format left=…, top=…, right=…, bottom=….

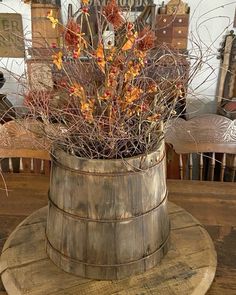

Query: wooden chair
left=165, top=114, right=236, bottom=181
left=0, top=120, right=51, bottom=175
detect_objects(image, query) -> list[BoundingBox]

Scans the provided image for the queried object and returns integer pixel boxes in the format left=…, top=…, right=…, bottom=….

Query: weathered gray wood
left=47, top=141, right=170, bottom=280
left=0, top=177, right=235, bottom=295
left=216, top=33, right=234, bottom=106
left=0, top=203, right=217, bottom=295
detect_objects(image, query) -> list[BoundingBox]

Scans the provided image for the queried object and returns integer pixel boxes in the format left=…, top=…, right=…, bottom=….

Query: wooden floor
left=0, top=175, right=235, bottom=294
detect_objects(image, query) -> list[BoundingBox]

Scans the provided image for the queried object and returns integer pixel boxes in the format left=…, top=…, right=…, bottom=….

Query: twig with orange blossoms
left=22, top=0, right=193, bottom=159
left=124, top=61, right=142, bottom=82
left=103, top=0, right=125, bottom=29
left=96, top=42, right=106, bottom=73
left=47, top=10, right=59, bottom=29
left=122, top=24, right=138, bottom=51
left=67, top=83, right=95, bottom=123
left=65, top=20, right=81, bottom=48
left=52, top=52, right=63, bottom=70
left=124, top=86, right=143, bottom=104
left=81, top=0, right=89, bottom=5
left=136, top=27, right=156, bottom=52
left=80, top=100, right=95, bottom=123
left=69, top=83, right=86, bottom=99
left=64, top=20, right=89, bottom=58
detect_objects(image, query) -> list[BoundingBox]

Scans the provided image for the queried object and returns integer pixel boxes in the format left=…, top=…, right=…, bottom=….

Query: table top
left=0, top=174, right=236, bottom=295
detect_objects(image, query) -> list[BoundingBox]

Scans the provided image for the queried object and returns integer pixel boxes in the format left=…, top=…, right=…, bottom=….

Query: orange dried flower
left=52, top=51, right=63, bottom=70
left=147, top=81, right=158, bottom=93
left=136, top=27, right=156, bottom=51
left=112, top=54, right=125, bottom=70
left=73, top=48, right=81, bottom=59
left=122, top=31, right=137, bottom=51
left=124, top=63, right=141, bottom=82
left=65, top=20, right=81, bottom=48
left=81, top=0, right=89, bottom=6
left=77, top=32, right=87, bottom=49
left=81, top=100, right=94, bottom=123
left=47, top=10, right=59, bottom=29
left=70, top=83, right=86, bottom=101
left=96, top=42, right=105, bottom=73
left=125, top=87, right=143, bottom=104
left=100, top=90, right=112, bottom=101
left=147, top=113, right=161, bottom=122
left=103, top=0, right=125, bottom=29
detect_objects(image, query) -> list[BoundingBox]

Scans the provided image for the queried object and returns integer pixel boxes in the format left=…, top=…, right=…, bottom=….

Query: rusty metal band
left=48, top=190, right=168, bottom=223
left=51, top=151, right=166, bottom=177
left=45, top=226, right=170, bottom=268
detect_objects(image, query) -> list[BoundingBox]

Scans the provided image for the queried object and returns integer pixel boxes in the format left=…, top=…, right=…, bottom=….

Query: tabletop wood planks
left=0, top=204, right=216, bottom=295
left=168, top=180, right=236, bottom=226
left=0, top=175, right=235, bottom=294
left=168, top=179, right=236, bottom=295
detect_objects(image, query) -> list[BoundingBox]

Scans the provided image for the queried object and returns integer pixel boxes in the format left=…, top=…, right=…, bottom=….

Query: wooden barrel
left=46, top=140, right=170, bottom=280
left=31, top=4, right=61, bottom=48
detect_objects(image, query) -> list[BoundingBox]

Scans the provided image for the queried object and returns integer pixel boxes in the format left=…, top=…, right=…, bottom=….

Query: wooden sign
left=89, top=0, right=154, bottom=11
left=25, top=0, right=61, bottom=5
left=0, top=13, right=25, bottom=58
left=27, top=59, right=53, bottom=90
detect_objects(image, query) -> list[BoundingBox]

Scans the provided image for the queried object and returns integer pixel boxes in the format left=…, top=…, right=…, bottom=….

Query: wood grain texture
left=155, top=12, right=189, bottom=49
left=46, top=141, right=170, bottom=280
left=165, top=114, right=236, bottom=181
left=31, top=4, right=61, bottom=48
left=168, top=180, right=236, bottom=229
left=0, top=174, right=49, bottom=295
left=168, top=180, right=236, bottom=295
left=0, top=176, right=235, bottom=294
left=0, top=174, right=49, bottom=216
left=0, top=203, right=216, bottom=295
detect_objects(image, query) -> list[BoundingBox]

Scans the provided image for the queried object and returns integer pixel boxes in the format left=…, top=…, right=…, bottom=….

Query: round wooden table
left=0, top=202, right=216, bottom=295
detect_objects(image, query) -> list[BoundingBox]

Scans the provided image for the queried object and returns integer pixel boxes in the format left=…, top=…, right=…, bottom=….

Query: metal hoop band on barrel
left=48, top=190, right=168, bottom=223
left=45, top=226, right=170, bottom=268
left=51, top=151, right=166, bottom=177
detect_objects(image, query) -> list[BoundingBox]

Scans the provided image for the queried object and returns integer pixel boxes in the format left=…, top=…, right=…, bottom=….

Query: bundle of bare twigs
left=24, top=0, right=190, bottom=159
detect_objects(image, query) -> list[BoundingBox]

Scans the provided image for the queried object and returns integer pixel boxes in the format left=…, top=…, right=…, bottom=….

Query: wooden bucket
left=46, top=140, right=170, bottom=280
left=31, top=4, right=61, bottom=48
